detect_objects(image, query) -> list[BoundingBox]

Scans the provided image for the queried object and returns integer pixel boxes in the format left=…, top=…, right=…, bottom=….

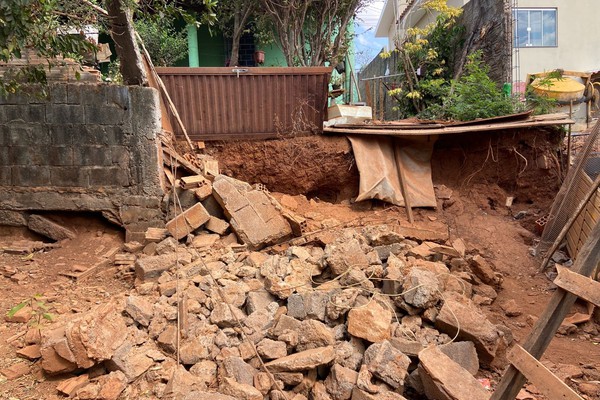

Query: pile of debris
left=12, top=178, right=513, bottom=399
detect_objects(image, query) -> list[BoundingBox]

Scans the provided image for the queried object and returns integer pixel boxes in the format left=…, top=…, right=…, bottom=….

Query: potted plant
left=331, top=75, right=343, bottom=90
left=254, top=50, right=265, bottom=65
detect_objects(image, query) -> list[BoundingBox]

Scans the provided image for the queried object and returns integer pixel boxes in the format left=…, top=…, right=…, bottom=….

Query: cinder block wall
left=0, top=84, right=165, bottom=241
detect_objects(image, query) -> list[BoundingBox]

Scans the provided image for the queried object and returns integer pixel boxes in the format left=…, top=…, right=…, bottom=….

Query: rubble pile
left=22, top=184, right=513, bottom=400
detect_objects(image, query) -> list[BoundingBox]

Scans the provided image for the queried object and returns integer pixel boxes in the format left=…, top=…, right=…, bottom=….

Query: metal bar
left=360, top=73, right=404, bottom=82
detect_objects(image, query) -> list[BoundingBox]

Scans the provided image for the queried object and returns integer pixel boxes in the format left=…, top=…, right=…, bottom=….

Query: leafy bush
left=444, top=51, right=516, bottom=121
left=134, top=18, right=188, bottom=67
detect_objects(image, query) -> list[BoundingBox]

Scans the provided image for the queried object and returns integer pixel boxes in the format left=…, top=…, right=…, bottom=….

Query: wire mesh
left=538, top=120, right=600, bottom=258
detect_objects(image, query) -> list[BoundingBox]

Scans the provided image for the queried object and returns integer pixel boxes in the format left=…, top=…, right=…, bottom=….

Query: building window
left=513, top=8, right=557, bottom=48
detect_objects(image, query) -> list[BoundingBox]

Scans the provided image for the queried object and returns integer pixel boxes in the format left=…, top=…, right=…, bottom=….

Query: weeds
left=7, top=294, right=55, bottom=327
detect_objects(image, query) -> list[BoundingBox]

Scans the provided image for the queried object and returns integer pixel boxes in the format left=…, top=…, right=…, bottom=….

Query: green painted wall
left=258, top=42, right=288, bottom=67
left=197, top=26, right=226, bottom=67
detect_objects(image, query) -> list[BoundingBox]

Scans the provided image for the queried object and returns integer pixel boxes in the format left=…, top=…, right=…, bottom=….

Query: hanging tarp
left=348, top=135, right=438, bottom=208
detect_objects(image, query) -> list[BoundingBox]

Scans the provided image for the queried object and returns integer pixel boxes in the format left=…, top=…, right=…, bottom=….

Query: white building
left=374, top=0, right=600, bottom=86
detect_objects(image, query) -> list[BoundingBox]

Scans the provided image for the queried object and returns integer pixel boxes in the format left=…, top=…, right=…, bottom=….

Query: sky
left=354, top=0, right=389, bottom=70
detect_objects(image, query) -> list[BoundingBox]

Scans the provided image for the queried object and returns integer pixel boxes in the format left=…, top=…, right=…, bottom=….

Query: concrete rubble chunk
left=180, top=334, right=214, bottom=365
left=264, top=346, right=336, bottom=372
left=206, top=216, right=230, bottom=235
left=347, top=301, right=391, bottom=343
left=351, top=388, right=407, bottom=400
left=418, top=346, right=490, bottom=400
left=401, top=268, right=441, bottom=308
left=212, top=175, right=292, bottom=250
left=363, top=340, right=411, bottom=389
left=435, top=294, right=501, bottom=364
left=192, top=233, right=220, bottom=248
left=190, top=360, right=218, bottom=387
left=27, top=214, right=76, bottom=241
left=16, top=344, right=42, bottom=360
left=166, top=202, right=211, bottom=240
left=439, top=341, right=479, bottom=376
left=106, top=342, right=154, bottom=382
left=0, top=362, right=30, bottom=380
left=221, top=356, right=258, bottom=386
left=125, top=295, right=154, bottom=327
left=220, top=376, right=263, bottom=400
left=325, top=239, right=369, bottom=275
left=165, top=365, right=209, bottom=399
left=469, top=255, right=500, bottom=285
left=185, top=392, right=237, bottom=400
left=135, top=252, right=188, bottom=281
left=324, top=364, right=358, bottom=400
left=257, top=338, right=288, bottom=359
left=97, top=371, right=128, bottom=400
left=297, top=319, right=335, bottom=351
left=57, top=374, right=89, bottom=396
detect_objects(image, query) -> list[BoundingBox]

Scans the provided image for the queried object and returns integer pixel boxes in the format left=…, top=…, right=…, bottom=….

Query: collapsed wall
left=0, top=84, right=165, bottom=241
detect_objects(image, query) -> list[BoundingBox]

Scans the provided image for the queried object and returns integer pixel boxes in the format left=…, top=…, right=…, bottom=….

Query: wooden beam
left=162, top=146, right=202, bottom=175
left=507, top=345, right=583, bottom=400
left=554, top=265, right=600, bottom=307
left=324, top=118, right=575, bottom=137
left=491, top=221, right=600, bottom=400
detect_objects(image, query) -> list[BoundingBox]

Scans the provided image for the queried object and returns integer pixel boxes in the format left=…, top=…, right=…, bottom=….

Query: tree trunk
left=229, top=12, right=241, bottom=67
left=106, top=0, right=148, bottom=86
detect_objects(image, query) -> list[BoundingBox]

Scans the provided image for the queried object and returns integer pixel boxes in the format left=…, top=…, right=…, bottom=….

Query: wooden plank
left=323, top=118, right=575, bottom=137
left=554, top=266, right=600, bottom=307
left=491, top=222, right=600, bottom=400
left=162, top=146, right=202, bottom=175
left=507, top=345, right=583, bottom=400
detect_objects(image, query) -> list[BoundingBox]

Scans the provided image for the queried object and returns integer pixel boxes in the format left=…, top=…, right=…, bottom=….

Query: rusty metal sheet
left=156, top=67, right=332, bottom=141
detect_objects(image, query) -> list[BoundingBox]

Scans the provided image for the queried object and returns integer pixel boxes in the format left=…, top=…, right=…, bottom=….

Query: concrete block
left=12, top=166, right=51, bottom=186
left=105, top=85, right=130, bottom=109
left=9, top=146, right=49, bottom=165
left=85, top=104, right=126, bottom=125
left=86, top=166, right=130, bottom=187
left=47, top=146, right=74, bottom=166
left=0, top=147, right=9, bottom=166
left=4, top=105, right=46, bottom=123
left=212, top=175, right=292, bottom=250
left=73, top=145, right=113, bottom=166
left=111, top=146, right=130, bottom=167
left=46, top=104, right=84, bottom=124
left=205, top=216, right=229, bottom=235
left=49, top=84, right=68, bottom=104
left=166, top=202, right=211, bottom=240
left=66, top=84, right=82, bottom=104
left=0, top=125, right=8, bottom=146
left=49, top=124, right=76, bottom=146
left=134, top=253, right=180, bottom=281
left=27, top=214, right=76, bottom=241
left=0, top=167, right=11, bottom=185
left=8, top=122, right=50, bottom=146
left=0, top=210, right=27, bottom=226
left=50, top=167, right=87, bottom=187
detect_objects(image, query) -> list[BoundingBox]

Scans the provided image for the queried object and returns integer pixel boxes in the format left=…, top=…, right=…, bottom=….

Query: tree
left=135, top=17, right=188, bottom=67
left=260, top=0, right=367, bottom=67
left=216, top=0, right=256, bottom=67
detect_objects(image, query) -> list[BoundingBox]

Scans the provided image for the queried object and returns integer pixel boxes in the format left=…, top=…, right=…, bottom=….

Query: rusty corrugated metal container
left=156, top=67, right=332, bottom=141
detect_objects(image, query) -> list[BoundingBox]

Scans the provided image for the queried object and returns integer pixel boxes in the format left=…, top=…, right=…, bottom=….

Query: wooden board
left=507, top=345, right=583, bottom=400
left=554, top=266, right=600, bottom=307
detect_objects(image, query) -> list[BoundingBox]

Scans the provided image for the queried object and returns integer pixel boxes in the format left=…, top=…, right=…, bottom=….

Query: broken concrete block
left=212, top=175, right=292, bottom=250
left=220, top=356, right=258, bottom=386
left=57, top=374, right=90, bottom=396
left=206, top=216, right=230, bottom=235
left=257, top=339, right=287, bottom=360
left=435, top=294, right=501, bottom=364
left=418, top=346, right=490, bottom=400
left=264, top=346, right=335, bottom=372
left=179, top=334, right=214, bottom=365
left=220, top=377, right=263, bottom=400
left=325, top=239, right=369, bottom=275
left=191, top=233, right=220, bottom=248
left=166, top=202, right=211, bottom=240
left=363, top=340, right=411, bottom=390
left=134, top=252, right=186, bottom=281
left=402, top=268, right=441, bottom=309
left=347, top=301, right=391, bottom=343
left=125, top=295, right=154, bottom=327
left=469, top=255, right=500, bottom=285
left=439, top=341, right=479, bottom=376
left=97, top=370, right=128, bottom=400
left=324, top=364, right=358, bottom=400
left=28, top=214, right=76, bottom=241
left=297, top=319, right=335, bottom=351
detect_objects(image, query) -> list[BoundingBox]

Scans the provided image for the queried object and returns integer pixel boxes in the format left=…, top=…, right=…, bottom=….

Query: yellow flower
left=406, top=91, right=422, bottom=99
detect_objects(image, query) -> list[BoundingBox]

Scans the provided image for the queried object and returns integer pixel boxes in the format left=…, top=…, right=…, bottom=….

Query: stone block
left=27, top=214, right=76, bottom=241
left=47, top=146, right=74, bottom=166
left=0, top=166, right=10, bottom=185
left=49, top=84, right=68, bottom=104
left=73, top=145, right=113, bottom=166
left=46, top=104, right=84, bottom=124
left=0, top=210, right=27, bottom=226
left=86, top=166, right=130, bottom=187
left=166, top=202, right=211, bottom=240
left=4, top=104, right=46, bottom=123
left=0, top=146, right=9, bottom=166
left=9, top=146, right=49, bottom=165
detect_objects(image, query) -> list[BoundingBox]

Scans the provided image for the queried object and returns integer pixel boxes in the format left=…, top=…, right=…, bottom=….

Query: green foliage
left=444, top=51, right=516, bottom=121
left=7, top=294, right=55, bottom=327
left=0, top=0, right=97, bottom=95
left=134, top=17, right=187, bottom=67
